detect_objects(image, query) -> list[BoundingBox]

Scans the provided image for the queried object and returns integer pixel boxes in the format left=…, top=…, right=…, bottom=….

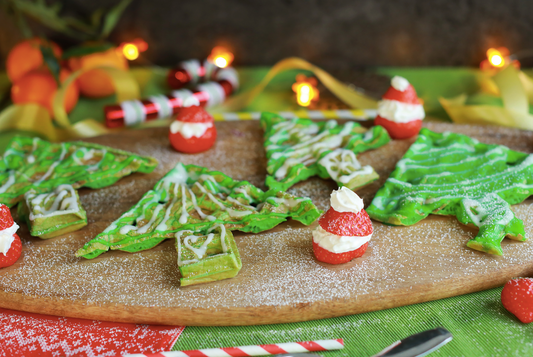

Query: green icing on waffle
left=76, top=163, right=321, bottom=259
left=0, top=136, right=158, bottom=207
left=176, top=224, right=241, bottom=286
left=366, top=128, right=533, bottom=255
left=18, top=184, right=87, bottom=239
left=260, top=112, right=390, bottom=192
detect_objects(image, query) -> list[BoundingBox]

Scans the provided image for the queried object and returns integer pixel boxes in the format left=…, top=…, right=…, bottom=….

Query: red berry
left=501, top=278, right=533, bottom=323
left=169, top=106, right=217, bottom=153
left=312, top=240, right=368, bottom=264
left=0, top=233, right=22, bottom=268
left=0, top=204, right=14, bottom=230
left=374, top=116, right=422, bottom=140
left=319, top=208, right=373, bottom=237
left=382, top=84, right=421, bottom=105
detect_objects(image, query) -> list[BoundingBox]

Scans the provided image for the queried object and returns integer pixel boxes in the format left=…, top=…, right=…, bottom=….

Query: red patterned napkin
left=0, top=307, right=185, bottom=357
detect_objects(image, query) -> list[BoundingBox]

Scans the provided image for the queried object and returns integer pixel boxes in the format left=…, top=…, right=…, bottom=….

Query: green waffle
left=177, top=224, right=241, bottom=286
left=0, top=136, right=158, bottom=208
left=76, top=162, right=322, bottom=259
left=260, top=112, right=390, bottom=192
left=367, top=128, right=533, bottom=255
left=18, top=184, right=87, bottom=239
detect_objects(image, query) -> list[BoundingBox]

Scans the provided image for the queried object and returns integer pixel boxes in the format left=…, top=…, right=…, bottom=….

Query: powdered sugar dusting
left=1, top=122, right=533, bottom=323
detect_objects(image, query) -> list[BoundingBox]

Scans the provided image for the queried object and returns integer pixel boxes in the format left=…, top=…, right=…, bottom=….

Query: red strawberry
left=374, top=116, right=422, bottom=140
left=313, top=240, right=368, bottom=264
left=0, top=233, right=21, bottom=268
left=169, top=106, right=217, bottom=153
left=501, top=278, right=533, bottom=323
left=381, top=83, right=421, bottom=105
left=319, top=207, right=373, bottom=237
left=0, top=204, right=22, bottom=268
left=0, top=204, right=14, bottom=230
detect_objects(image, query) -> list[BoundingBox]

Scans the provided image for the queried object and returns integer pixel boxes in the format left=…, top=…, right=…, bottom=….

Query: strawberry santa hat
left=312, top=187, right=373, bottom=264
left=374, top=76, right=425, bottom=140
left=169, top=102, right=217, bottom=154
left=0, top=204, right=22, bottom=268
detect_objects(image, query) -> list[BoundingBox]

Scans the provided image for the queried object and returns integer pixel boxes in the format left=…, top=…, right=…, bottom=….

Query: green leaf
left=90, top=8, right=104, bottom=28
left=61, top=42, right=114, bottom=59
left=40, top=43, right=61, bottom=85
left=100, top=0, right=132, bottom=39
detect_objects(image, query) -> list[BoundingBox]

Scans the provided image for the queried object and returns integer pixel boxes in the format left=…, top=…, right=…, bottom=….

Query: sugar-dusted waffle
left=176, top=224, right=241, bottom=286
left=76, top=163, right=321, bottom=259
left=18, top=184, right=87, bottom=239
left=367, top=128, right=533, bottom=255
left=260, top=112, right=390, bottom=192
left=0, top=136, right=158, bottom=207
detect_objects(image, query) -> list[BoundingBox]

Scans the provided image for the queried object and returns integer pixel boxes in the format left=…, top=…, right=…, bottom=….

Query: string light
left=118, top=39, right=149, bottom=61
left=208, top=46, right=234, bottom=68
left=292, top=74, right=319, bottom=107
left=487, top=48, right=505, bottom=68
left=480, top=47, right=520, bottom=71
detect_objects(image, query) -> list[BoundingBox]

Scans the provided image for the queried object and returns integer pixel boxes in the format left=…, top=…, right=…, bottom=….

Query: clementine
left=68, top=47, right=128, bottom=98
left=11, top=68, right=79, bottom=116
left=6, top=38, right=62, bottom=83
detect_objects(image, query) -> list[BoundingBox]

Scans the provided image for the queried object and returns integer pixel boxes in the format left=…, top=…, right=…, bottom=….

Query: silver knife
left=273, top=327, right=452, bottom=357
left=371, top=327, right=453, bottom=357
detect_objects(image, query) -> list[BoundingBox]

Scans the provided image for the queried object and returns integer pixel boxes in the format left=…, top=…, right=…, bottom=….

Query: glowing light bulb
left=296, top=83, right=313, bottom=107
left=123, top=43, right=139, bottom=61
left=208, top=46, right=234, bottom=68
left=486, top=48, right=506, bottom=68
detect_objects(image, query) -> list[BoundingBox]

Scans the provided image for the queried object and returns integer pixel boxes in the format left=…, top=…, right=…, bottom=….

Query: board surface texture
left=1, top=121, right=533, bottom=326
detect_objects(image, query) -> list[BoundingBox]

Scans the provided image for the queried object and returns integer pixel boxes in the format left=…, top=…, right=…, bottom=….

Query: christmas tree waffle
left=176, top=224, right=241, bottom=286
left=0, top=136, right=158, bottom=207
left=76, top=163, right=321, bottom=259
left=18, top=184, right=87, bottom=239
left=366, top=128, right=533, bottom=255
left=260, top=112, right=390, bottom=192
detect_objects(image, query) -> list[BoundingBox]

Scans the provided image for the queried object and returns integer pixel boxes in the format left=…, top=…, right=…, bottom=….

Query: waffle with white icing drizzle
left=76, top=163, right=321, bottom=259
left=176, top=224, right=241, bottom=286
left=367, top=128, right=533, bottom=255
left=0, top=136, right=158, bottom=207
left=18, top=184, right=87, bottom=239
left=260, top=112, right=390, bottom=192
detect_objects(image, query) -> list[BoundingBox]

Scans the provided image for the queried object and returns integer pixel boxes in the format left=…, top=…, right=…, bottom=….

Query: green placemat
left=173, top=287, right=532, bottom=357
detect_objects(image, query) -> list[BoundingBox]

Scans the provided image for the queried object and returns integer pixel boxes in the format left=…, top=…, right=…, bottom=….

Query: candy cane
left=104, top=67, right=239, bottom=128
left=124, top=339, right=344, bottom=357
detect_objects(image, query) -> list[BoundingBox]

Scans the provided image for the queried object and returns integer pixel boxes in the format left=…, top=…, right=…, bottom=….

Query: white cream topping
left=391, top=76, right=410, bottom=92
left=170, top=121, right=213, bottom=139
left=0, top=222, right=18, bottom=255
left=27, top=184, right=79, bottom=219
left=330, top=187, right=364, bottom=214
left=377, top=99, right=425, bottom=123
left=312, top=225, right=371, bottom=253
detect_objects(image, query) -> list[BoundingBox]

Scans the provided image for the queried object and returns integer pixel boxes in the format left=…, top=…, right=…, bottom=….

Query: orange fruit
left=68, top=47, right=128, bottom=98
left=11, top=68, right=79, bottom=115
left=6, top=38, right=62, bottom=83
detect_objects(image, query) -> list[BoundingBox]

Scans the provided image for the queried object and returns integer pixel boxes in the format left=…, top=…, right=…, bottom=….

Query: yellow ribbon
left=218, top=57, right=378, bottom=112
left=440, top=65, right=533, bottom=130
left=0, top=66, right=140, bottom=142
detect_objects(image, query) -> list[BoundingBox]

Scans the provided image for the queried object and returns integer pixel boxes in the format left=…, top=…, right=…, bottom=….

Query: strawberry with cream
left=374, top=76, right=425, bottom=139
left=312, top=187, right=373, bottom=264
left=169, top=105, right=217, bottom=153
left=0, top=204, right=22, bottom=268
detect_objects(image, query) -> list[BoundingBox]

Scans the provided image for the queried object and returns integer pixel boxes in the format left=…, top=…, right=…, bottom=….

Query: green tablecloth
left=1, top=66, right=531, bottom=356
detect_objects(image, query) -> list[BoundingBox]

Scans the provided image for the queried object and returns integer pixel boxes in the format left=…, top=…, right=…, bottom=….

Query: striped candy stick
left=124, top=339, right=344, bottom=357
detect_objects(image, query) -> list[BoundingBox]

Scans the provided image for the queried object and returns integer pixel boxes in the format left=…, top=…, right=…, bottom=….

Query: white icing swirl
left=330, top=187, right=363, bottom=214
left=312, top=225, right=371, bottom=253
left=0, top=222, right=18, bottom=255
left=377, top=99, right=425, bottom=123
left=170, top=121, right=213, bottom=139
left=391, top=76, right=410, bottom=92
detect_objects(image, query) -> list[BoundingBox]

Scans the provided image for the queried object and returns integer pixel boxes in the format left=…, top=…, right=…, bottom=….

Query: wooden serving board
left=2, top=120, right=533, bottom=326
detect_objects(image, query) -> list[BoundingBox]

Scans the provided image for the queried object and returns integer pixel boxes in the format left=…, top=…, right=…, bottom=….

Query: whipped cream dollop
left=391, top=76, right=410, bottom=91
left=377, top=99, right=425, bottom=123
left=313, top=225, right=371, bottom=253
left=0, top=222, right=18, bottom=255
left=330, top=186, right=364, bottom=214
left=170, top=121, right=213, bottom=139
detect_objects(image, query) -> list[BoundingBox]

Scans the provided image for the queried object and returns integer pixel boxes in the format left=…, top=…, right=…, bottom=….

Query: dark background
left=1, top=0, right=532, bottom=69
